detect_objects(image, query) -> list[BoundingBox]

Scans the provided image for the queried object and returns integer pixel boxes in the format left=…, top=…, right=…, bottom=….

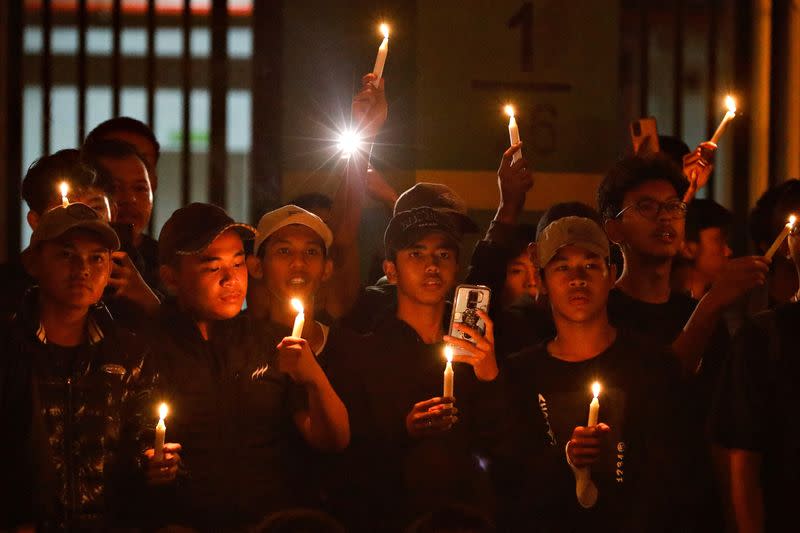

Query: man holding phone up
left=325, top=206, right=509, bottom=532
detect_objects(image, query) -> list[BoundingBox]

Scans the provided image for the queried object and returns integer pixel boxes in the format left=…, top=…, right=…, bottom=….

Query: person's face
left=685, top=227, right=732, bottom=282
left=249, top=224, right=332, bottom=306
left=503, top=250, right=538, bottom=304
left=30, top=230, right=112, bottom=310
left=541, top=245, right=613, bottom=324
left=606, top=179, right=686, bottom=260
left=161, top=230, right=248, bottom=321
left=102, top=130, right=158, bottom=188
left=384, top=232, right=459, bottom=307
left=101, top=155, right=153, bottom=239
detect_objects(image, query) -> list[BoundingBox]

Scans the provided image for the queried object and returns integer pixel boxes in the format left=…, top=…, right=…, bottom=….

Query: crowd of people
left=1, top=73, right=798, bottom=533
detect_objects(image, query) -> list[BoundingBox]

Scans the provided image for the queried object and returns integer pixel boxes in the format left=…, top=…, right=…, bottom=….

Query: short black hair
left=657, top=135, right=690, bottom=167
left=288, top=193, right=334, bottom=212
left=21, top=149, right=98, bottom=214
left=506, top=223, right=537, bottom=260
left=536, top=202, right=603, bottom=238
left=597, top=154, right=689, bottom=219
left=81, top=138, right=151, bottom=192
left=685, top=199, right=732, bottom=242
left=84, top=116, right=160, bottom=161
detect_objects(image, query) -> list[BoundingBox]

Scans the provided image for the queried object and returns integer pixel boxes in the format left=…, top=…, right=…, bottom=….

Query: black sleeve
left=463, top=221, right=518, bottom=304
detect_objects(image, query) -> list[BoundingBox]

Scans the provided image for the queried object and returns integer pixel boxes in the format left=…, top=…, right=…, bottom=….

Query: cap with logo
left=394, top=182, right=479, bottom=234
left=158, top=202, right=255, bottom=265
left=24, top=202, right=120, bottom=255
left=536, top=216, right=610, bottom=267
left=253, top=204, right=334, bottom=256
left=384, top=206, right=461, bottom=257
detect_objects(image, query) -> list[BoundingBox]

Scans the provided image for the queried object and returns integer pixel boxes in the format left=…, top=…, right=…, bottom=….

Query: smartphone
left=630, top=117, right=660, bottom=155
left=110, top=222, right=135, bottom=255
left=448, top=284, right=491, bottom=354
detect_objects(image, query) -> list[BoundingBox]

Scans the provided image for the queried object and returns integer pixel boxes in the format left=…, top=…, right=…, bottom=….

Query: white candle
left=764, top=215, right=797, bottom=260
left=505, top=105, right=522, bottom=164
left=587, top=382, right=601, bottom=427
left=709, top=95, right=737, bottom=145
left=290, top=298, right=305, bottom=338
left=153, top=402, right=168, bottom=462
left=443, top=346, right=454, bottom=399
left=372, top=23, right=389, bottom=87
left=59, top=181, right=70, bottom=208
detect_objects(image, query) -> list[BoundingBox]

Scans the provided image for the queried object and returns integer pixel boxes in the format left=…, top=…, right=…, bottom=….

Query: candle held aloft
left=372, top=23, right=390, bottom=87
left=59, top=181, right=70, bottom=207
left=154, top=402, right=168, bottom=462
left=505, top=105, right=522, bottom=164
left=764, top=215, right=797, bottom=260
left=709, top=95, right=737, bottom=145
left=587, top=382, right=601, bottom=427
left=443, top=346, right=454, bottom=399
left=290, top=298, right=305, bottom=338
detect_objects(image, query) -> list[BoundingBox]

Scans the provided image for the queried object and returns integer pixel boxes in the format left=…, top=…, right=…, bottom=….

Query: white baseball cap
left=253, top=204, right=334, bottom=256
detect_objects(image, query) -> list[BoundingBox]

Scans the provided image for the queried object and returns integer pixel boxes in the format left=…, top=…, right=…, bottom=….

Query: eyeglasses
left=615, top=199, right=688, bottom=221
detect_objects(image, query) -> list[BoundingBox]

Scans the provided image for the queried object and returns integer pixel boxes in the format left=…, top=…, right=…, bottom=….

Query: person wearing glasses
left=598, top=154, right=769, bottom=529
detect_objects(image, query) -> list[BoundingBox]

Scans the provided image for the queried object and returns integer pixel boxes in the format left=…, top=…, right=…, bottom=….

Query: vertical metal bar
left=251, top=0, right=282, bottom=217
left=78, top=0, right=87, bottom=141
left=209, top=0, right=228, bottom=207
left=705, top=0, right=719, bottom=198
left=732, top=0, right=753, bottom=253
left=639, top=1, right=650, bottom=116
left=181, top=0, right=191, bottom=206
left=673, top=0, right=684, bottom=137
left=146, top=0, right=156, bottom=129
left=112, top=0, right=121, bottom=117
left=42, top=0, right=52, bottom=155
left=4, top=0, right=24, bottom=258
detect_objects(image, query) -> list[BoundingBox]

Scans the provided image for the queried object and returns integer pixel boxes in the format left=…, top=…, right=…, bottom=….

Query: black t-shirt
left=502, top=331, right=690, bottom=532
left=150, top=304, right=309, bottom=530
left=712, top=302, right=800, bottom=531
left=324, top=317, right=509, bottom=532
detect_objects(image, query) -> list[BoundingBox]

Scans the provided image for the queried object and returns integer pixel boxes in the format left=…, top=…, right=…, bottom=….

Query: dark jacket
left=0, top=289, right=154, bottom=531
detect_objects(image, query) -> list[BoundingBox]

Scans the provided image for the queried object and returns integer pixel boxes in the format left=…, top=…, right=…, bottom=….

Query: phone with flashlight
left=630, top=117, right=660, bottom=155
left=448, top=284, right=491, bottom=355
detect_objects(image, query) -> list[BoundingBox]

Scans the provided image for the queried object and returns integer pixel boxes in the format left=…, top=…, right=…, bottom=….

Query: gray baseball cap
left=537, top=216, right=609, bottom=266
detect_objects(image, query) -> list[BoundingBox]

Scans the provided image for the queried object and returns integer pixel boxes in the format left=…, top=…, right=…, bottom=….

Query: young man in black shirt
left=713, top=188, right=800, bottom=532
left=327, top=206, right=506, bottom=532
left=150, top=203, right=348, bottom=530
left=503, top=216, right=688, bottom=532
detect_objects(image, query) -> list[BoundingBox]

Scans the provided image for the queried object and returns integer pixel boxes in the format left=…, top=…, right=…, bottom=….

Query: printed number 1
left=508, top=2, right=533, bottom=72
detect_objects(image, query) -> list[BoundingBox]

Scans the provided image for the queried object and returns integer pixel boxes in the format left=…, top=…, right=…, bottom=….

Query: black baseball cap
left=158, top=203, right=255, bottom=265
left=384, top=207, right=461, bottom=257
left=394, top=183, right=479, bottom=233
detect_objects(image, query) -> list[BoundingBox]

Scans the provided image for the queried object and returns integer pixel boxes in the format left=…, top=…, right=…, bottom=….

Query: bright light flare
left=380, top=23, right=390, bottom=39
left=592, top=382, right=601, bottom=398
left=725, top=95, right=737, bottom=114
left=158, top=402, right=168, bottom=420
left=444, top=345, right=453, bottom=363
left=291, top=298, right=304, bottom=314
left=789, top=215, right=797, bottom=227
left=337, top=130, right=362, bottom=157
left=504, top=104, right=515, bottom=118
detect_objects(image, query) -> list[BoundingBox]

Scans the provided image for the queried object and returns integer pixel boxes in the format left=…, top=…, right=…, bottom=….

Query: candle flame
left=59, top=181, right=69, bottom=199
left=725, top=95, right=737, bottom=113
left=592, top=382, right=601, bottom=398
left=291, top=298, right=304, bottom=314
left=504, top=104, right=515, bottom=118
left=380, top=23, right=390, bottom=39
left=158, top=402, right=168, bottom=420
left=789, top=215, right=797, bottom=227
left=444, top=345, right=453, bottom=362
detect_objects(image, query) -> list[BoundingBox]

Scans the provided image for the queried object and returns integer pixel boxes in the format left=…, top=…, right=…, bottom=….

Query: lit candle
left=59, top=181, right=70, bottom=208
left=764, top=215, right=797, bottom=260
left=372, top=23, right=390, bottom=87
left=505, top=105, right=522, bottom=164
left=443, top=345, right=454, bottom=399
left=153, top=402, right=168, bottom=462
left=290, top=298, right=305, bottom=338
left=587, top=382, right=601, bottom=427
left=709, top=95, right=737, bottom=145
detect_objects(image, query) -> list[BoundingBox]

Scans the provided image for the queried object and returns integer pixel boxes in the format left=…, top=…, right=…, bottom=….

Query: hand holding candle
left=709, top=95, right=737, bottom=145
left=59, top=181, right=70, bottom=208
left=443, top=345, right=454, bottom=400
left=290, top=298, right=305, bottom=338
left=153, top=402, right=168, bottom=462
left=372, top=23, right=390, bottom=87
left=764, top=215, right=797, bottom=260
left=505, top=105, right=522, bottom=164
